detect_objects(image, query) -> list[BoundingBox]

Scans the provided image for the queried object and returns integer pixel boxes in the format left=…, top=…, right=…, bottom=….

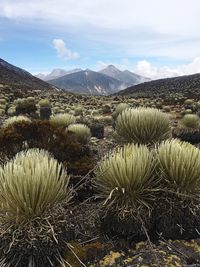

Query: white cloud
left=0, top=0, right=199, bottom=36
left=134, top=58, right=200, bottom=79
left=1, top=0, right=200, bottom=59
left=52, top=39, right=79, bottom=60
left=96, top=57, right=200, bottom=79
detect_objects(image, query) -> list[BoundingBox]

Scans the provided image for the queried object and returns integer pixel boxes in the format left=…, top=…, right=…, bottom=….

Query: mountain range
left=38, top=65, right=150, bottom=95
left=99, top=65, right=150, bottom=85
left=0, top=58, right=55, bottom=91
left=36, top=68, right=82, bottom=81
left=48, top=69, right=127, bottom=95
left=2, top=57, right=200, bottom=98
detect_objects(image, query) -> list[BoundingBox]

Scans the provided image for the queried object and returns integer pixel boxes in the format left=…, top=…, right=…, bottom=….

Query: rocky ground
left=60, top=237, right=200, bottom=266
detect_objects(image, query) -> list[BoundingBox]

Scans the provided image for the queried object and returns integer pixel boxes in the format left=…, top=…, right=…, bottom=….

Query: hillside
left=0, top=58, right=56, bottom=91
left=48, top=69, right=128, bottom=95
left=117, top=73, right=200, bottom=98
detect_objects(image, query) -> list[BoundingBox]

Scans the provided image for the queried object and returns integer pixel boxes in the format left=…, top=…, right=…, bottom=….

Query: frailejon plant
left=0, top=109, right=5, bottom=115
left=115, top=107, right=171, bottom=145
left=0, top=149, right=69, bottom=223
left=74, top=106, right=83, bottom=116
left=14, top=98, right=37, bottom=115
left=0, top=149, right=72, bottom=266
left=181, top=114, right=200, bottom=129
left=39, top=99, right=52, bottom=120
left=38, top=98, right=51, bottom=108
left=0, top=98, right=6, bottom=105
left=173, top=114, right=200, bottom=144
left=94, top=143, right=158, bottom=236
left=184, top=99, right=194, bottom=106
left=112, top=102, right=130, bottom=121
left=7, top=106, right=16, bottom=116
left=68, top=123, right=91, bottom=144
left=157, top=139, right=200, bottom=195
left=50, top=113, right=76, bottom=128
left=181, top=109, right=193, bottom=115
left=2, top=115, right=31, bottom=128
left=154, top=139, right=200, bottom=239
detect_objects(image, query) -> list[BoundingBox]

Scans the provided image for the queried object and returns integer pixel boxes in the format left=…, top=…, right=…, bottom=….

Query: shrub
left=7, top=106, right=16, bottom=116
left=95, top=143, right=157, bottom=209
left=115, top=103, right=130, bottom=114
left=0, top=98, right=6, bottom=105
left=38, top=99, right=52, bottom=120
left=0, top=109, right=5, bottom=115
left=0, top=149, right=73, bottom=266
left=172, top=127, right=200, bottom=144
left=102, top=104, right=111, bottom=114
left=184, top=99, right=194, bottom=105
left=0, top=149, right=69, bottom=223
left=2, top=115, right=31, bottom=128
left=65, top=107, right=71, bottom=113
left=94, top=144, right=158, bottom=236
left=162, top=106, right=170, bottom=112
left=196, top=101, right=200, bottom=109
left=115, top=107, right=171, bottom=145
left=183, top=109, right=193, bottom=115
left=102, top=115, right=112, bottom=124
left=0, top=120, right=94, bottom=175
left=68, top=123, right=91, bottom=144
left=74, top=106, right=83, bottom=116
left=154, top=139, right=200, bottom=239
left=112, top=103, right=129, bottom=120
left=155, top=101, right=162, bottom=109
left=181, top=114, right=200, bottom=128
left=91, top=110, right=99, bottom=116
left=157, top=139, right=200, bottom=195
left=0, top=104, right=6, bottom=110
left=50, top=113, right=76, bottom=128
left=26, top=96, right=35, bottom=103
left=38, top=99, right=51, bottom=107
left=69, top=110, right=75, bottom=115
left=14, top=98, right=37, bottom=115
left=92, top=115, right=105, bottom=123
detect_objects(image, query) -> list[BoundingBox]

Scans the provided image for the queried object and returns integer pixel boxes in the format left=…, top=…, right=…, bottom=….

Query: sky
left=0, top=0, right=200, bottom=79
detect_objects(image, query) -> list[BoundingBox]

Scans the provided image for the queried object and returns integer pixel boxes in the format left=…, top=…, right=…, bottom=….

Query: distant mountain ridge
left=48, top=69, right=128, bottom=95
left=116, top=73, right=200, bottom=97
left=36, top=68, right=82, bottom=81
left=99, top=65, right=150, bottom=85
left=0, top=58, right=55, bottom=91
left=43, top=65, right=149, bottom=95
left=3, top=58, right=200, bottom=97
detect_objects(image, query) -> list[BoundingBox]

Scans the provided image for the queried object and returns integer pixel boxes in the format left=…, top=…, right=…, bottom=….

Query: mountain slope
left=0, top=58, right=55, bottom=91
left=117, top=73, right=200, bottom=97
left=99, top=65, right=150, bottom=85
left=36, top=68, right=82, bottom=81
left=48, top=69, right=128, bottom=95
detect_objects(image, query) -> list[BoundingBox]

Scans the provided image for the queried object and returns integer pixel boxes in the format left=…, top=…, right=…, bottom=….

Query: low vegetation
left=157, top=139, right=200, bottom=194
left=0, top=149, right=72, bottom=266
left=94, top=143, right=158, bottom=236
left=68, top=123, right=91, bottom=144
left=0, top=84, right=200, bottom=265
left=0, top=148, right=69, bottom=223
left=115, top=107, right=171, bottom=145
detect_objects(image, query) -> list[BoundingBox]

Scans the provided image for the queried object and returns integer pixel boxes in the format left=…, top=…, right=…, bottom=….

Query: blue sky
left=0, top=0, right=200, bottom=79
